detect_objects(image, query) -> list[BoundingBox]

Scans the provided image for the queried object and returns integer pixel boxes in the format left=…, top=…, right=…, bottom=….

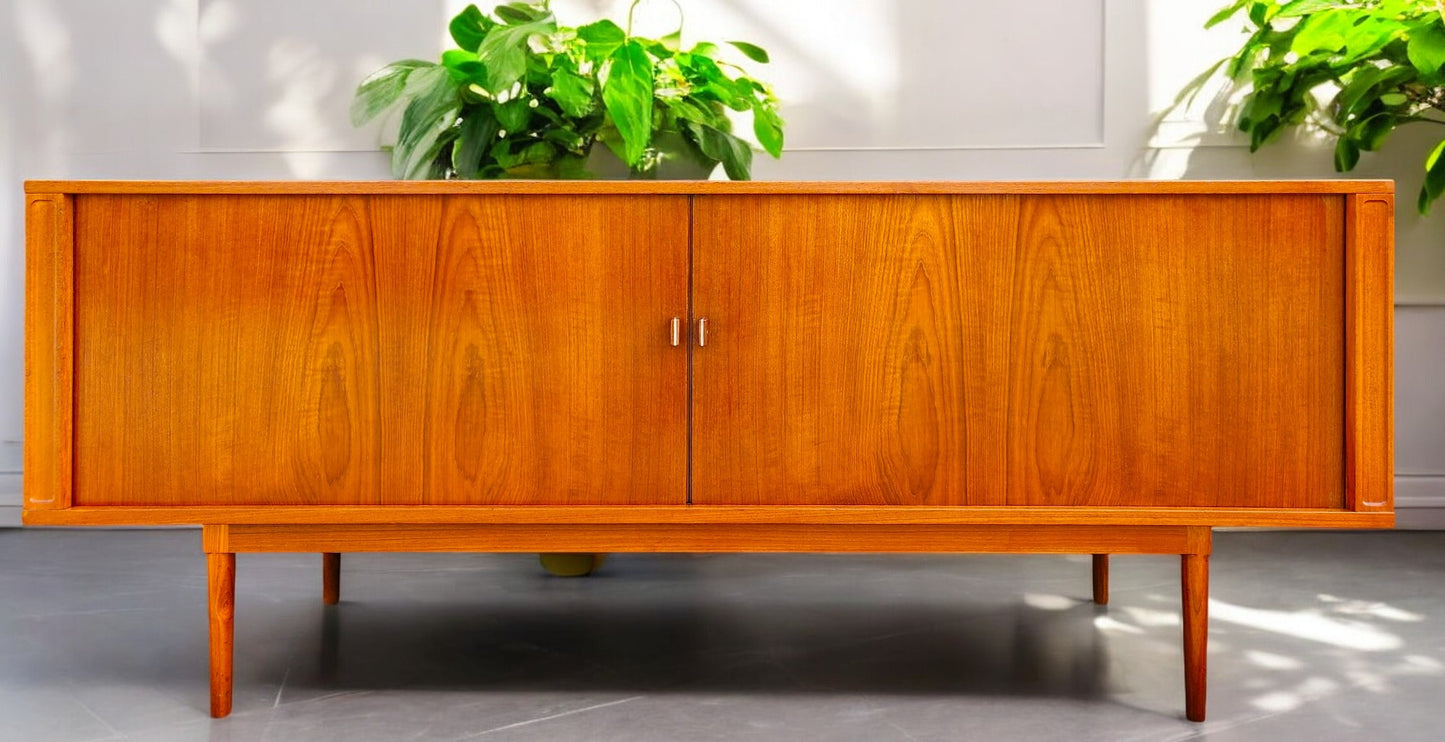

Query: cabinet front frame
left=23, top=181, right=1393, bottom=529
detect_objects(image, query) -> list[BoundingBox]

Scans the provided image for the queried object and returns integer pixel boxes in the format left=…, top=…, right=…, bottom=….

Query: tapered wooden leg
left=1182, top=553, right=1209, bottom=722
left=1091, top=554, right=1109, bottom=605
left=208, top=552, right=235, bottom=718
left=322, top=553, right=340, bottom=605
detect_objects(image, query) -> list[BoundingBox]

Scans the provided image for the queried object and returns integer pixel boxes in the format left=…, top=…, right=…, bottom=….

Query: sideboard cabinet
left=24, top=180, right=1395, bottom=721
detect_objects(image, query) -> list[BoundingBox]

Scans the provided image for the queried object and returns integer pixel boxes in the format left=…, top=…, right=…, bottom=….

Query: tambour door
left=72, top=194, right=689, bottom=506
left=691, top=193, right=1346, bottom=508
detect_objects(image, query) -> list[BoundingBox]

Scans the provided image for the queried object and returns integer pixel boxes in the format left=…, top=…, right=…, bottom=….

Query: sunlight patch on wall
left=14, top=0, right=74, bottom=173
left=1145, top=0, right=1247, bottom=148
left=156, top=0, right=198, bottom=97
left=198, top=0, right=447, bottom=153
left=15, top=0, right=73, bottom=104
left=211, top=0, right=1102, bottom=153
left=263, top=39, right=342, bottom=154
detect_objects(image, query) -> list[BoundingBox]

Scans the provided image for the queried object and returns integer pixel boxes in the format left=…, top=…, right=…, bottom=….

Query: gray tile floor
left=2, top=528, right=1443, bottom=741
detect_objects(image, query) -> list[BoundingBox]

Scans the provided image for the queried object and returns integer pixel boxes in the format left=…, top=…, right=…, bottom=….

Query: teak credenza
left=23, top=180, right=1396, bottom=721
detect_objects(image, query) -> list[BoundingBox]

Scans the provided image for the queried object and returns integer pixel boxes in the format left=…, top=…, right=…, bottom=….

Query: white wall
left=3, top=0, right=1443, bottom=525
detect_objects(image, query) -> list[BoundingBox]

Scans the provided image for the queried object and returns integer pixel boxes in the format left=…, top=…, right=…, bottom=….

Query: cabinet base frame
left=199, top=524, right=1212, bottom=721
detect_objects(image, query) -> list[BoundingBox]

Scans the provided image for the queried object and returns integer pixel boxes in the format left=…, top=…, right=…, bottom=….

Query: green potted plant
left=350, top=0, right=783, bottom=180
left=1192, top=0, right=1445, bottom=213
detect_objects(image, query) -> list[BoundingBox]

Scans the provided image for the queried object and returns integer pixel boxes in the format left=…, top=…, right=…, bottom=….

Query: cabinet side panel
left=1006, top=194, right=1344, bottom=508
left=23, top=194, right=73, bottom=510
left=73, top=195, right=384, bottom=505
left=1345, top=193, right=1394, bottom=512
left=410, top=195, right=689, bottom=505
left=693, top=195, right=1018, bottom=506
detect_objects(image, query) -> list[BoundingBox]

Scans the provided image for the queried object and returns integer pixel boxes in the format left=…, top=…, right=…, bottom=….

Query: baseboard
left=1, top=470, right=19, bottom=527
left=1394, top=476, right=1445, bottom=529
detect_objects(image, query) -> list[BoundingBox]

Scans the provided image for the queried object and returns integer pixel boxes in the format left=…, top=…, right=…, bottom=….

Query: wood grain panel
left=23, top=193, right=73, bottom=510
left=71, top=194, right=688, bottom=506
left=73, top=195, right=383, bottom=505
left=1345, top=194, right=1395, bottom=512
left=1006, top=195, right=1345, bottom=508
left=698, top=193, right=1345, bottom=508
left=404, top=195, right=688, bottom=504
left=692, top=195, right=1018, bottom=505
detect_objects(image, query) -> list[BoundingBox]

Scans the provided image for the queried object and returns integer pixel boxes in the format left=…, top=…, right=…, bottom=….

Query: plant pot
left=580, top=130, right=718, bottom=180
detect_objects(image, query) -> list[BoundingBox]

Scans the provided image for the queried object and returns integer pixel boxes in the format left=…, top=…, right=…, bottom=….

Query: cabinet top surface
left=24, top=179, right=1394, bottom=196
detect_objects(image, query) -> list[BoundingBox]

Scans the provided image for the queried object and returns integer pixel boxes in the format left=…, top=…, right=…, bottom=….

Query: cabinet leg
left=1091, top=554, right=1109, bottom=605
left=322, top=553, right=340, bottom=605
left=207, top=552, right=235, bottom=718
left=1182, top=553, right=1209, bottom=722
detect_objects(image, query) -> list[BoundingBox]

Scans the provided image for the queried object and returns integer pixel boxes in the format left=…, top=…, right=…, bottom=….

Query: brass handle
left=671, top=317, right=681, bottom=347
left=697, top=317, right=708, bottom=347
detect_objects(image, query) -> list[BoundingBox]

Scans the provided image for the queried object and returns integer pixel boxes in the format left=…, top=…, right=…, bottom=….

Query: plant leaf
left=1275, top=0, right=1338, bottom=18
left=476, top=17, right=555, bottom=94
left=1350, top=111, right=1397, bottom=151
left=442, top=49, right=491, bottom=87
left=449, top=5, right=490, bottom=51
left=727, top=40, right=770, bottom=63
left=547, top=57, right=596, bottom=117
left=495, top=2, right=547, bottom=25
left=665, top=96, right=721, bottom=127
left=686, top=120, right=752, bottom=180
left=1341, top=18, right=1402, bottom=64
left=752, top=103, right=783, bottom=158
left=1334, top=136, right=1360, bottom=172
left=1205, top=0, right=1249, bottom=29
left=602, top=40, right=655, bottom=166
left=1290, top=10, right=1348, bottom=56
left=1408, top=22, right=1445, bottom=78
left=578, top=19, right=626, bottom=61
left=644, top=40, right=677, bottom=59
left=493, top=98, right=532, bottom=132
left=1334, top=65, right=1413, bottom=121
left=1247, top=1, right=1274, bottom=27
left=1428, top=137, right=1445, bottom=170
left=1420, top=139, right=1445, bottom=214
left=392, top=66, right=462, bottom=179
left=350, top=60, right=433, bottom=126
left=685, top=54, right=745, bottom=108
left=452, top=110, right=500, bottom=178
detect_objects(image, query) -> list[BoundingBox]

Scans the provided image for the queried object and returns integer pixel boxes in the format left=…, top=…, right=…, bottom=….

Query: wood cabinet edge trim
left=23, top=193, right=73, bottom=511
left=220, top=523, right=1200, bottom=554
left=1345, top=193, right=1396, bottom=513
left=25, top=180, right=1396, bottom=196
left=23, top=506, right=1395, bottom=529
